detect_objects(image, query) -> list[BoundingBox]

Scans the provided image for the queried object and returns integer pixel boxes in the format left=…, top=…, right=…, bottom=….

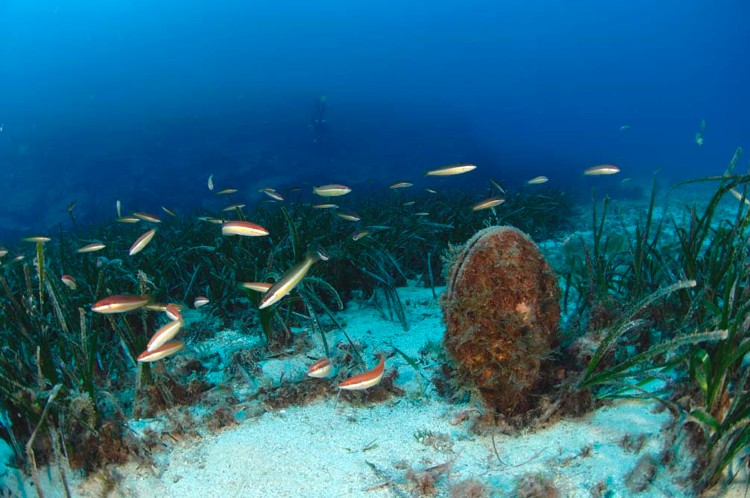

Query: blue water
left=1, top=0, right=748, bottom=239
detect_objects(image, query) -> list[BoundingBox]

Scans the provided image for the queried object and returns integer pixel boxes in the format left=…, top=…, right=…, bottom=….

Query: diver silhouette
left=310, top=95, right=328, bottom=143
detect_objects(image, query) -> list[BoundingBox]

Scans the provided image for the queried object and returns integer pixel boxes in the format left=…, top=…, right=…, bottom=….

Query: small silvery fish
left=425, top=163, right=476, bottom=176
left=260, top=188, right=284, bottom=201
left=527, top=176, right=548, bottom=185
left=23, top=236, right=51, bottom=243
left=222, top=204, right=245, bottom=211
left=729, top=188, right=750, bottom=205
left=336, top=211, right=361, bottom=222
left=313, top=184, right=351, bottom=197
left=352, top=229, right=370, bottom=241
left=584, top=165, right=620, bottom=176
left=389, top=181, right=413, bottom=189
left=489, top=179, right=505, bottom=194
left=239, top=282, right=272, bottom=292
left=77, top=242, right=106, bottom=253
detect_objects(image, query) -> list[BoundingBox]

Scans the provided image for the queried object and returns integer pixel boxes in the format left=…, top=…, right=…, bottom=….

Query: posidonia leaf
left=580, top=329, right=728, bottom=391
left=391, top=345, right=420, bottom=372
left=691, top=348, right=711, bottom=395
left=690, top=407, right=720, bottom=434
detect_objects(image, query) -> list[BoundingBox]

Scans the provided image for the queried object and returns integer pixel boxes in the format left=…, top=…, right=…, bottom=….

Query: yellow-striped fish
left=472, top=197, right=505, bottom=211
left=129, top=229, right=156, bottom=256
left=258, top=249, right=328, bottom=309
left=133, top=212, right=161, bottom=223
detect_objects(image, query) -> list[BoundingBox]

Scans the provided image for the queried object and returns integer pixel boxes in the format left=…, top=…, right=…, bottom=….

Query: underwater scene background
left=1, top=1, right=750, bottom=497
left=1, top=0, right=749, bottom=237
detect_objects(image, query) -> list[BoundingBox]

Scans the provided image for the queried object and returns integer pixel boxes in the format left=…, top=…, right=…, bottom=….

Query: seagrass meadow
left=0, top=148, right=749, bottom=497
left=3, top=1, right=750, bottom=495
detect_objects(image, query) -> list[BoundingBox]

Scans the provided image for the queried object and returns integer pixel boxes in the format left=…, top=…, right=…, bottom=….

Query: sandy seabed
left=2, top=186, right=749, bottom=497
